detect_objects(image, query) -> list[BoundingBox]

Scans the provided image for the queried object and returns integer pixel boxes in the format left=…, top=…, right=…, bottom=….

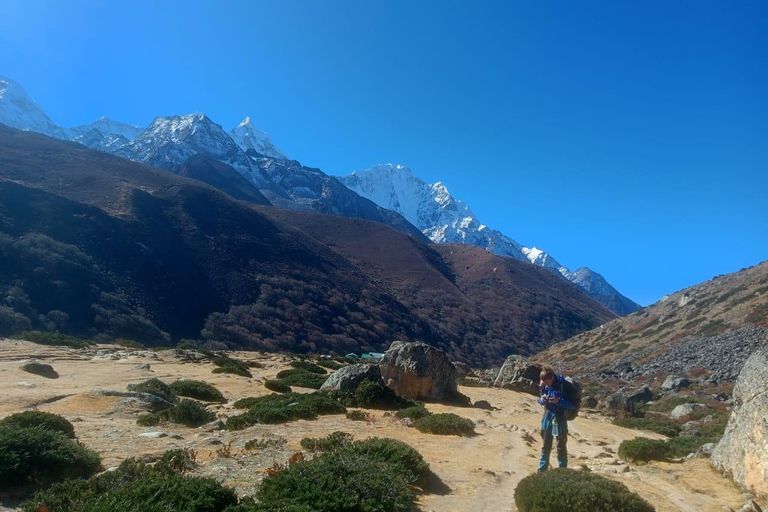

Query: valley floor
left=0, top=340, right=746, bottom=512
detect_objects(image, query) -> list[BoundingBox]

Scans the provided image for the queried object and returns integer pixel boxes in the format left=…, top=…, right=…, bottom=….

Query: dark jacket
left=538, top=375, right=575, bottom=418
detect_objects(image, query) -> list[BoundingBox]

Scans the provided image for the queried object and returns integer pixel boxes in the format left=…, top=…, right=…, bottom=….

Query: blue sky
left=1, top=0, right=766, bottom=306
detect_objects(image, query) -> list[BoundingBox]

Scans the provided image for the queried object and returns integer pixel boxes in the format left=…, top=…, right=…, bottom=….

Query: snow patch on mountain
left=0, top=76, right=68, bottom=139
left=69, top=117, right=144, bottom=152
left=230, top=117, right=286, bottom=160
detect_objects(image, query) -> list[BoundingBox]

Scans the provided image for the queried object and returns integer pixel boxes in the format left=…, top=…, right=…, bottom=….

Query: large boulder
left=661, top=375, right=690, bottom=392
left=320, top=364, right=381, bottom=392
left=670, top=403, right=709, bottom=420
left=20, top=362, right=58, bottom=379
left=379, top=341, right=457, bottom=401
left=603, top=392, right=634, bottom=415
left=628, top=385, right=653, bottom=404
left=711, top=346, right=768, bottom=501
left=492, top=355, right=541, bottom=396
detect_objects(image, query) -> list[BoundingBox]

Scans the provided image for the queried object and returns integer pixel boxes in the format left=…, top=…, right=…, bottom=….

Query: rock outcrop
left=492, top=355, right=541, bottom=396
left=711, top=346, right=768, bottom=501
left=379, top=341, right=458, bottom=401
left=20, top=361, right=58, bottom=379
left=319, top=364, right=382, bottom=392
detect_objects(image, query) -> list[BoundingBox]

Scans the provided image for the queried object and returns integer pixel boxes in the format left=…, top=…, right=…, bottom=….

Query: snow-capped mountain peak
left=229, top=117, right=286, bottom=160
left=0, top=75, right=69, bottom=139
left=68, top=117, right=144, bottom=152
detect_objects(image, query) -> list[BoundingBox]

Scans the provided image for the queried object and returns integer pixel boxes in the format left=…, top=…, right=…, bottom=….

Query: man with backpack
left=537, top=366, right=580, bottom=472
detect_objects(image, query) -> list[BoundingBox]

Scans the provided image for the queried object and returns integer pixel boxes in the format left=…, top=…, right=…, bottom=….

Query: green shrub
left=330, top=379, right=415, bottom=410
left=316, top=360, right=344, bottom=370
left=289, top=361, right=327, bottom=374
left=264, top=380, right=291, bottom=393
left=618, top=438, right=670, bottom=462
left=300, top=431, right=353, bottom=453
left=614, top=417, right=681, bottom=438
left=167, top=399, right=215, bottom=427
left=342, top=438, right=429, bottom=484
left=17, top=331, right=91, bottom=349
left=244, top=437, right=287, bottom=451
left=211, top=355, right=252, bottom=377
left=394, top=406, right=431, bottom=420
left=647, top=395, right=700, bottom=413
left=515, top=468, right=655, bottom=512
left=336, top=356, right=358, bottom=364
left=413, top=413, right=475, bottom=436
left=256, top=452, right=414, bottom=512
left=136, top=413, right=161, bottom=427
left=22, top=458, right=237, bottom=512
left=458, top=378, right=488, bottom=388
left=346, top=410, right=369, bottom=421
left=129, top=378, right=175, bottom=404
left=170, top=380, right=225, bottom=402
left=0, top=411, right=75, bottom=438
left=226, top=393, right=345, bottom=430
left=274, top=369, right=326, bottom=389
left=0, top=425, right=102, bottom=493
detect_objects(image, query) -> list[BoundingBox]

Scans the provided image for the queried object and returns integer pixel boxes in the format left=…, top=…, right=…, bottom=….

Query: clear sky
left=1, top=0, right=766, bottom=306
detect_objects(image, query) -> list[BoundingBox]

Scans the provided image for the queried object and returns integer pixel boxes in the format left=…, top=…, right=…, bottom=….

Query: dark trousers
left=538, top=414, right=567, bottom=472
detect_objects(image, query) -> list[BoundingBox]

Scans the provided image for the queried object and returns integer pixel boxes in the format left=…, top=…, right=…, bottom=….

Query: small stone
left=169, top=434, right=184, bottom=440
left=17, top=381, right=35, bottom=387
left=473, top=400, right=496, bottom=410
left=138, top=432, right=167, bottom=438
left=204, top=420, right=226, bottom=431
left=134, top=363, right=151, bottom=370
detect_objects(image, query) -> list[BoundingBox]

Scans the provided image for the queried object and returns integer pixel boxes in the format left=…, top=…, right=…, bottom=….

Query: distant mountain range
left=0, top=125, right=616, bottom=365
left=0, top=74, right=638, bottom=315
left=340, top=164, right=640, bottom=315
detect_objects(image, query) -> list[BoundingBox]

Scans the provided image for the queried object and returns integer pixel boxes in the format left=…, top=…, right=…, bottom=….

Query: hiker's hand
left=548, top=396, right=560, bottom=404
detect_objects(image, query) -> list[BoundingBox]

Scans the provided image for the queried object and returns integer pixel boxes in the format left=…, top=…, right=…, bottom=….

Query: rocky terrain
left=539, top=261, right=768, bottom=381
left=0, top=339, right=751, bottom=512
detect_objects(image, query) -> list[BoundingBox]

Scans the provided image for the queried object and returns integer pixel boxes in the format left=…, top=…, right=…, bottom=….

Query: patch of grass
left=0, top=411, right=75, bottom=439
left=244, top=437, right=287, bottom=451
left=458, top=378, right=488, bottom=387
left=316, top=360, right=344, bottom=370
left=0, top=424, right=102, bottom=494
left=170, top=380, right=225, bottom=403
left=394, top=406, right=431, bottom=420
left=346, top=410, right=370, bottom=421
left=617, top=438, right=670, bottom=462
left=515, top=468, right=655, bottom=512
left=413, top=413, right=475, bottom=436
left=274, top=369, right=326, bottom=389
left=211, top=354, right=252, bottom=378
left=613, top=417, right=681, bottom=438
left=16, top=331, right=91, bottom=349
left=341, top=437, right=430, bottom=484
left=226, top=392, right=346, bottom=430
left=137, top=399, right=215, bottom=427
left=128, top=378, right=175, bottom=404
left=154, top=449, right=196, bottom=475
left=329, top=379, right=417, bottom=410
left=300, top=431, right=353, bottom=453
left=263, top=379, right=291, bottom=393
left=21, top=458, right=237, bottom=512
left=289, top=361, right=327, bottom=374
left=647, top=395, right=700, bottom=413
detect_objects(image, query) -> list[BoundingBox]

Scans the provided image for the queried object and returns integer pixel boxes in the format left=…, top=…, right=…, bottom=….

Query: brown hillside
left=539, top=260, right=768, bottom=378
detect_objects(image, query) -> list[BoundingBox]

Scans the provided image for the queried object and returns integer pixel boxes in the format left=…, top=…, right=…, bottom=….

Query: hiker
left=537, top=366, right=575, bottom=472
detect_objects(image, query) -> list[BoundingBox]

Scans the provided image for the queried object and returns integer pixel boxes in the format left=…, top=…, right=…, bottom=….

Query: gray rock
left=628, top=385, right=653, bottom=404
left=662, top=375, right=690, bottom=392
left=696, top=442, right=716, bottom=458
left=712, top=345, right=768, bottom=501
left=583, top=396, right=599, bottom=408
left=453, top=361, right=474, bottom=379
left=473, top=400, right=497, bottom=411
left=320, top=364, right=381, bottom=392
left=134, top=363, right=151, bottom=370
left=492, top=355, right=541, bottom=396
left=604, top=393, right=634, bottom=414
left=379, top=341, right=458, bottom=401
left=204, top=420, right=226, bottom=431
left=20, top=362, right=58, bottom=379
left=138, top=432, right=167, bottom=438
left=670, top=403, right=709, bottom=420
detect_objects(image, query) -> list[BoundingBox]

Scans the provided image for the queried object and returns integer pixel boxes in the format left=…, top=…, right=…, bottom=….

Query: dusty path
left=0, top=340, right=746, bottom=511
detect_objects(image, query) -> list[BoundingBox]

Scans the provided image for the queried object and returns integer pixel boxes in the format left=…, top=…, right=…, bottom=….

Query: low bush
left=22, top=458, right=237, bottom=512
left=394, top=406, right=431, bottom=420
left=128, top=378, right=175, bottom=404
left=618, top=438, right=670, bottom=462
left=274, top=369, right=326, bottom=389
left=316, top=360, right=344, bottom=370
left=256, top=451, right=414, bottom=512
left=0, top=425, right=102, bottom=494
left=330, top=379, right=416, bottom=410
left=342, top=437, right=429, bottom=483
left=647, top=395, right=700, bottom=413
left=300, top=431, right=354, bottom=453
left=211, top=354, right=252, bottom=378
left=167, top=399, right=216, bottom=427
left=154, top=449, right=196, bottom=475
left=289, top=361, right=327, bottom=374
left=136, top=413, right=161, bottom=427
left=264, top=380, right=291, bottom=393
left=346, top=410, right=369, bottom=421
left=458, top=378, right=488, bottom=388
left=614, top=417, right=680, bottom=438
left=170, top=380, right=225, bottom=403
left=413, top=413, right=475, bottom=436
left=0, top=411, right=75, bottom=438
left=335, top=356, right=358, bottom=364
left=226, top=393, right=345, bottom=430
left=515, top=468, right=655, bottom=512
left=16, top=331, right=91, bottom=349
left=244, top=437, right=287, bottom=451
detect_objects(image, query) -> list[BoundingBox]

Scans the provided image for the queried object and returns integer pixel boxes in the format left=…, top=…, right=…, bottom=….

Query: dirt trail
left=0, top=340, right=746, bottom=511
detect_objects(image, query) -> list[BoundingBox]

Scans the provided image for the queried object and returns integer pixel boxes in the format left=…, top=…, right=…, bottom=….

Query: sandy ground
left=0, top=340, right=747, bottom=512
